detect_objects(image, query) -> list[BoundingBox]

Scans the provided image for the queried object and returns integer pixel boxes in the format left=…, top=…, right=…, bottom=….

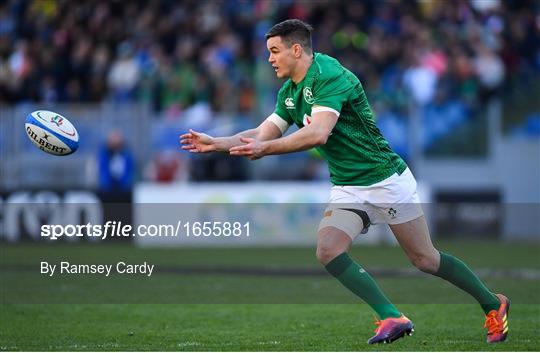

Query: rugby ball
left=25, top=110, right=79, bottom=156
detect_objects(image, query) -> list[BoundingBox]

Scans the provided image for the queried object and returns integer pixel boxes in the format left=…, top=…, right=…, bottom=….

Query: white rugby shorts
left=319, top=168, right=424, bottom=239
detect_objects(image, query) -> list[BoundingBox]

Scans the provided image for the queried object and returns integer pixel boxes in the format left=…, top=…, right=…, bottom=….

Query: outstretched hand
left=179, top=129, right=216, bottom=153
left=229, top=137, right=266, bottom=160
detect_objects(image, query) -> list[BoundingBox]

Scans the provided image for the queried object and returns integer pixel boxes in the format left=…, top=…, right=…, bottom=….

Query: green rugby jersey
left=272, top=53, right=407, bottom=186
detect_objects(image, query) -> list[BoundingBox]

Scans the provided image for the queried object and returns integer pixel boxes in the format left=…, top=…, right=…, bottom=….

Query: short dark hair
left=265, top=19, right=313, bottom=54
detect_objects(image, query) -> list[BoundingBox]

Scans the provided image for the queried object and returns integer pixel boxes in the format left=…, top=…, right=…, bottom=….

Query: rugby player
left=180, top=19, right=509, bottom=344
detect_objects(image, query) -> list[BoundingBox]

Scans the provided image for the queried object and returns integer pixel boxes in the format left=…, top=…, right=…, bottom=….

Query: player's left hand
left=229, top=137, right=266, bottom=160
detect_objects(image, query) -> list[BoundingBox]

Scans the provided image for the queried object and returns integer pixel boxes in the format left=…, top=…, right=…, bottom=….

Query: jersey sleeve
left=273, top=85, right=294, bottom=125
left=312, top=74, right=352, bottom=116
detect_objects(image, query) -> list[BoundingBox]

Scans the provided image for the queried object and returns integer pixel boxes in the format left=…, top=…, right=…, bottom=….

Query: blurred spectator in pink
left=144, top=150, right=187, bottom=183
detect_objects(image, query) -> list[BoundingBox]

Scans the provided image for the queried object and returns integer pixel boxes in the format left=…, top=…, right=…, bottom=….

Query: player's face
left=267, top=36, right=296, bottom=79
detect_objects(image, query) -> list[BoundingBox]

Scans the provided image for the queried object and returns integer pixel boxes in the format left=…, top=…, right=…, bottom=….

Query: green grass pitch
left=1, top=240, right=539, bottom=351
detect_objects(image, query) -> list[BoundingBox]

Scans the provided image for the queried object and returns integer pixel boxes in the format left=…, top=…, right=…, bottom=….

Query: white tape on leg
left=318, top=208, right=365, bottom=240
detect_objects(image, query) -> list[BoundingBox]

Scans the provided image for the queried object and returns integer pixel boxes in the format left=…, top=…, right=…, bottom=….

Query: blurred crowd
left=1, top=0, right=538, bottom=119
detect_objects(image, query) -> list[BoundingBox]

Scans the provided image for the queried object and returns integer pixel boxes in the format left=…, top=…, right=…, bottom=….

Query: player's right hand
left=179, top=129, right=215, bottom=153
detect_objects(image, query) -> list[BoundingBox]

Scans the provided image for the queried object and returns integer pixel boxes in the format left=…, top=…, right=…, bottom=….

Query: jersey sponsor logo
left=285, top=97, right=295, bottom=109
left=303, top=114, right=312, bottom=126
left=303, top=87, right=314, bottom=104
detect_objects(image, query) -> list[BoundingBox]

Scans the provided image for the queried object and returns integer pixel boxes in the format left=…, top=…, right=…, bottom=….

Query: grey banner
left=0, top=203, right=538, bottom=304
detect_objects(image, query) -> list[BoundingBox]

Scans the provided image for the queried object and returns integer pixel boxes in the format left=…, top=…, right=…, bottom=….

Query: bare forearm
left=262, top=126, right=325, bottom=155
left=227, top=112, right=336, bottom=160
left=213, top=129, right=259, bottom=152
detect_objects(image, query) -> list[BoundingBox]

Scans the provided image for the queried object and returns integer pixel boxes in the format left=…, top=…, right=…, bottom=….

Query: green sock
left=435, top=251, right=500, bottom=314
left=325, top=252, right=401, bottom=319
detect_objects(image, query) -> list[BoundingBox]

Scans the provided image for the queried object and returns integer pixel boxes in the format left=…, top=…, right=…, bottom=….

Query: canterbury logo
left=285, top=97, right=295, bottom=109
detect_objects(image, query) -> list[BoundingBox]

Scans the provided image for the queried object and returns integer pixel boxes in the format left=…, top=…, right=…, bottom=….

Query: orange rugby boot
left=367, top=314, right=414, bottom=344
left=484, top=293, right=510, bottom=343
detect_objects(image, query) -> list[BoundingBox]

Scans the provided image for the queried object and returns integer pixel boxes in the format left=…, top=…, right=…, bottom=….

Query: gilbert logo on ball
left=25, top=110, right=79, bottom=155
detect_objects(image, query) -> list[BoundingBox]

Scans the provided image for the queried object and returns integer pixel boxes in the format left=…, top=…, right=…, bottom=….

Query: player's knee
left=316, top=235, right=347, bottom=265
left=316, top=243, right=341, bottom=265
left=411, top=253, right=439, bottom=274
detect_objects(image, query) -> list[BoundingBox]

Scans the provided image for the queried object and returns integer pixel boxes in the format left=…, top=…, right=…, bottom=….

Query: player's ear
left=292, top=43, right=302, bottom=58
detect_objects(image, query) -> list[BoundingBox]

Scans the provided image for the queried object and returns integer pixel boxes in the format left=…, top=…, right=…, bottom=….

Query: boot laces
left=373, top=316, right=383, bottom=334
left=484, top=311, right=502, bottom=335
